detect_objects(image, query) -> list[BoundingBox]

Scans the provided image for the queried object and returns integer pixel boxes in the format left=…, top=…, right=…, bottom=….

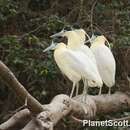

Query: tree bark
left=1, top=92, right=130, bottom=130
left=0, top=109, right=31, bottom=130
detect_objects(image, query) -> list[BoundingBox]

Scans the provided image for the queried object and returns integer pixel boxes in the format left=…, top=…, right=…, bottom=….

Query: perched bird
left=60, top=30, right=99, bottom=91
left=44, top=39, right=81, bottom=98
left=90, top=35, right=116, bottom=94
left=50, top=30, right=103, bottom=97
left=44, top=41, right=103, bottom=99
left=72, top=29, right=116, bottom=94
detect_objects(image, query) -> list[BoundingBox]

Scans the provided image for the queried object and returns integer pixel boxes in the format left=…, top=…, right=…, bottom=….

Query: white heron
left=44, top=41, right=81, bottom=98
left=90, top=35, right=116, bottom=94
left=50, top=30, right=103, bottom=95
left=72, top=29, right=116, bottom=94
left=43, top=41, right=103, bottom=99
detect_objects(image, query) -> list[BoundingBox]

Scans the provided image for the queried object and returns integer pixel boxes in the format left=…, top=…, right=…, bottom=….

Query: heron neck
left=67, top=35, right=81, bottom=49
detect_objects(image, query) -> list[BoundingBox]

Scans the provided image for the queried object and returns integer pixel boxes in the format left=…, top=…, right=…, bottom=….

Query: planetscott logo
left=83, top=120, right=130, bottom=127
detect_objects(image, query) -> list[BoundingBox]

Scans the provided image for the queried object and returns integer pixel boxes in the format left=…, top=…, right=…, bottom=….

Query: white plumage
left=53, top=42, right=102, bottom=97
left=90, top=35, right=116, bottom=94
left=72, top=29, right=116, bottom=94
left=73, top=29, right=96, bottom=64
left=50, top=30, right=103, bottom=96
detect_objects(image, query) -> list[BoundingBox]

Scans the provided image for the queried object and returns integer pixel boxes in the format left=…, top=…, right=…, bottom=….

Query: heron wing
left=62, top=49, right=101, bottom=82
left=54, top=48, right=81, bottom=81
left=91, top=45, right=116, bottom=87
left=80, top=45, right=96, bottom=64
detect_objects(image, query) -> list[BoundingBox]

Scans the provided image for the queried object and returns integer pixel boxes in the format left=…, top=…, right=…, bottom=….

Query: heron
left=90, top=35, right=116, bottom=94
left=71, top=29, right=116, bottom=94
left=50, top=30, right=103, bottom=96
left=43, top=40, right=103, bottom=100
left=44, top=38, right=81, bottom=98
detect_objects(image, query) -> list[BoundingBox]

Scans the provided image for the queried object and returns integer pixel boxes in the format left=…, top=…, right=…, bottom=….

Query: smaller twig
left=9, top=97, right=28, bottom=116
left=90, top=0, right=98, bottom=34
left=93, top=24, right=105, bottom=34
left=10, top=104, right=27, bottom=115
left=18, top=23, right=46, bottom=40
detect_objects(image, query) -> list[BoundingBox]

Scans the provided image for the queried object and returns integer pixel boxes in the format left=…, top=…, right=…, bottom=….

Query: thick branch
left=1, top=92, right=130, bottom=130
left=0, top=61, right=43, bottom=114
left=0, top=109, right=31, bottom=130
left=23, top=93, right=130, bottom=130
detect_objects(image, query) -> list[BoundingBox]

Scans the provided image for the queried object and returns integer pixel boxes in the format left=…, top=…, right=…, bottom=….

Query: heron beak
left=91, top=34, right=97, bottom=41
left=43, top=41, right=56, bottom=52
left=85, top=33, right=91, bottom=42
left=50, top=30, right=64, bottom=38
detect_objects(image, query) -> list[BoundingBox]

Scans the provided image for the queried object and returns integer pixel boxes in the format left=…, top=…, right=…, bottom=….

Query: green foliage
left=47, top=15, right=66, bottom=32
left=0, top=34, right=58, bottom=102
left=0, top=0, right=17, bottom=22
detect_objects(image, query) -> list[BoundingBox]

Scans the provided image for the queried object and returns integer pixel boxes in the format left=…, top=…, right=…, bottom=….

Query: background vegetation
left=0, top=0, right=130, bottom=129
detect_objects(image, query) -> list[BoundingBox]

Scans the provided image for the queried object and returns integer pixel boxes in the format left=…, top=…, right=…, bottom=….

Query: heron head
left=74, top=29, right=91, bottom=44
left=63, top=25, right=73, bottom=31
left=93, top=35, right=106, bottom=43
left=93, top=32, right=102, bottom=37
left=55, top=36, right=68, bottom=45
left=90, top=34, right=110, bottom=48
left=85, top=32, right=102, bottom=44
left=43, top=36, right=68, bottom=52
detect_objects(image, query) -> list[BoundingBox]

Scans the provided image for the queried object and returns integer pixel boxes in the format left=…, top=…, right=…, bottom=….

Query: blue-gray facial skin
left=72, top=23, right=81, bottom=29
left=93, top=32, right=102, bottom=37
left=63, top=26, right=73, bottom=31
left=53, top=36, right=68, bottom=45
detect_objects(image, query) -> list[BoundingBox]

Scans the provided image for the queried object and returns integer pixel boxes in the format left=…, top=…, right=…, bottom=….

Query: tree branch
left=0, top=61, right=130, bottom=130
left=0, top=61, right=43, bottom=114
left=20, top=93, right=130, bottom=130
left=1, top=93, right=130, bottom=130
left=0, top=109, right=31, bottom=130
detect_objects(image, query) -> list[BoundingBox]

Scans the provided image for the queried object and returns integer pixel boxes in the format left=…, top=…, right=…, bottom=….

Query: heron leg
left=70, top=82, right=76, bottom=98
left=108, top=87, right=111, bottom=95
left=76, top=82, right=79, bottom=96
left=82, top=79, right=88, bottom=103
left=83, top=78, right=85, bottom=86
left=98, top=87, right=102, bottom=95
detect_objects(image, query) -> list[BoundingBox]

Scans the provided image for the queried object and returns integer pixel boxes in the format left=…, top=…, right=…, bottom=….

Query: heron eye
left=94, top=32, right=102, bottom=36
left=57, top=36, right=63, bottom=39
left=63, top=26, right=72, bottom=31
left=54, top=36, right=68, bottom=44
